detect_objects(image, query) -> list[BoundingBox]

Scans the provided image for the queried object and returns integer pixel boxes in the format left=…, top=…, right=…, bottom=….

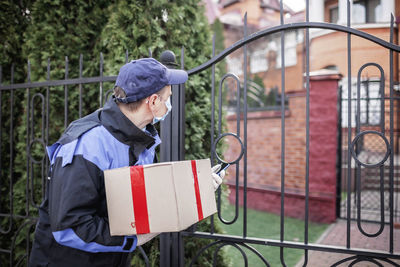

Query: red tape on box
left=191, top=160, right=204, bottom=221
left=130, top=166, right=150, bottom=234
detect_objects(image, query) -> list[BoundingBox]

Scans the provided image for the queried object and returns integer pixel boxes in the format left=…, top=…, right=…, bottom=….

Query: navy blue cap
left=114, top=58, right=188, bottom=103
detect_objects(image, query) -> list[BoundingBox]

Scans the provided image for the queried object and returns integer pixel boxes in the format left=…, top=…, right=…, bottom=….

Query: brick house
left=205, top=0, right=400, bottom=222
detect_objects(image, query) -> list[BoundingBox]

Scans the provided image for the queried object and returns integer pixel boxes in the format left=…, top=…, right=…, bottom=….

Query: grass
left=216, top=204, right=329, bottom=267
left=341, top=191, right=348, bottom=202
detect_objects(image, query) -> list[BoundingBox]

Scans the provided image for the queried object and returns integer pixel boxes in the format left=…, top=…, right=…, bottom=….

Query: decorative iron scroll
left=183, top=1, right=400, bottom=266
left=189, top=240, right=271, bottom=267
left=331, top=255, right=399, bottom=267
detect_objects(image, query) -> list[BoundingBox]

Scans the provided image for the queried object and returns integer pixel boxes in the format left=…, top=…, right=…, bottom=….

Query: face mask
left=152, top=96, right=172, bottom=124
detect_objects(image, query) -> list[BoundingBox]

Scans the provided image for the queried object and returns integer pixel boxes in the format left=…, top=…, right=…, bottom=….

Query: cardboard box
left=104, top=159, right=217, bottom=236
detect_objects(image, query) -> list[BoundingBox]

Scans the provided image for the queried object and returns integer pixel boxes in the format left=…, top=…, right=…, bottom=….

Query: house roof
left=202, top=0, right=221, bottom=24
left=285, top=10, right=305, bottom=24
left=260, top=0, right=293, bottom=15
left=208, top=0, right=303, bottom=29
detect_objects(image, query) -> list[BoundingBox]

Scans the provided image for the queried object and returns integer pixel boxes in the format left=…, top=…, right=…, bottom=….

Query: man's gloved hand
left=211, top=164, right=225, bottom=191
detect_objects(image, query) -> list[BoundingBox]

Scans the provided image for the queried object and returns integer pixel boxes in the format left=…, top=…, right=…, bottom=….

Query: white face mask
left=152, top=96, right=172, bottom=124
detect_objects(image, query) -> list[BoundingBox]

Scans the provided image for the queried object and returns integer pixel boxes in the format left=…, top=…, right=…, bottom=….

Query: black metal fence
left=2, top=0, right=400, bottom=266
left=180, top=1, right=400, bottom=266
left=0, top=54, right=121, bottom=266
left=339, top=80, right=400, bottom=224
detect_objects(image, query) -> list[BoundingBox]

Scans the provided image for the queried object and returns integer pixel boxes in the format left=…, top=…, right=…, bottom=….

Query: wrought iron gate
left=177, top=1, right=400, bottom=266
left=2, top=0, right=400, bottom=266
left=339, top=79, right=400, bottom=224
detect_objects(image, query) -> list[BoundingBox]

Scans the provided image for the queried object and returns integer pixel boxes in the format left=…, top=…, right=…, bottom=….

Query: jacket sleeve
left=48, top=154, right=137, bottom=253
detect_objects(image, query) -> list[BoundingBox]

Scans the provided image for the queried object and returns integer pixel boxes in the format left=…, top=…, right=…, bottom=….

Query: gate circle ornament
left=212, top=133, right=244, bottom=165
left=28, top=138, right=47, bottom=164
left=350, top=130, right=390, bottom=168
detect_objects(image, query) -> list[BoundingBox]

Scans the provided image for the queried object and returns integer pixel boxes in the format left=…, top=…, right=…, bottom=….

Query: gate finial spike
left=27, top=60, right=30, bottom=83
left=47, top=58, right=51, bottom=80
left=99, top=52, right=103, bottom=76
left=160, top=50, right=178, bottom=68
left=64, top=56, right=69, bottom=79
left=212, top=34, right=216, bottom=57
left=79, top=54, right=83, bottom=78
left=180, top=46, right=185, bottom=69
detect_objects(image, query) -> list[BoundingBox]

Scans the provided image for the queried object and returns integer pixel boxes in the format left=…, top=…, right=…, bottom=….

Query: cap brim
left=166, top=69, right=188, bottom=85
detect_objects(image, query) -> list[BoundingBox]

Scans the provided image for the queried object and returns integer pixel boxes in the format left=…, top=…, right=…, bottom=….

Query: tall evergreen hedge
left=0, top=0, right=36, bottom=264
left=1, top=0, right=230, bottom=266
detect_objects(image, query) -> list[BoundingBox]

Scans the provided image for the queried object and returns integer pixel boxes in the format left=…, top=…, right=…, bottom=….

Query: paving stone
left=295, top=220, right=400, bottom=267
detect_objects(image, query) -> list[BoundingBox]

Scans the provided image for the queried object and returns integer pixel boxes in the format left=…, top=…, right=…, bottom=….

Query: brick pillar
left=309, top=69, right=342, bottom=223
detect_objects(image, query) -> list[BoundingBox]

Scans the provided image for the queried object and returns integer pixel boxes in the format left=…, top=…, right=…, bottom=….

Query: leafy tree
left=252, top=74, right=264, bottom=90
left=1, top=0, right=230, bottom=266
left=0, top=0, right=35, bottom=264
left=211, top=18, right=225, bottom=55
left=1, top=0, right=115, bottom=264
left=0, top=0, right=34, bottom=82
left=23, top=0, right=113, bottom=81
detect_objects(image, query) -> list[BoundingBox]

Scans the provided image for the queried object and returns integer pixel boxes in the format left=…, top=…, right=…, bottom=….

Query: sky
left=282, top=0, right=305, bottom=12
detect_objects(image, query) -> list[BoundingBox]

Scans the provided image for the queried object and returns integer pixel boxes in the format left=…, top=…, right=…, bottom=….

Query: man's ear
left=147, top=94, right=159, bottom=109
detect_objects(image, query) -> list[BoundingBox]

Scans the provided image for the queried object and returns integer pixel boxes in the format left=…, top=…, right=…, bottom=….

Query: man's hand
left=211, top=164, right=225, bottom=191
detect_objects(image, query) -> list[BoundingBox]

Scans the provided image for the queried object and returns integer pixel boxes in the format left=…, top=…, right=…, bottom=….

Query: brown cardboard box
left=104, top=159, right=217, bottom=236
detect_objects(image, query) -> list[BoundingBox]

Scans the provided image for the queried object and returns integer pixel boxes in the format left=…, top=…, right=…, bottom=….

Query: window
left=296, top=30, right=304, bottom=43
left=352, top=0, right=382, bottom=24
left=330, top=6, right=338, bottom=23
left=226, top=56, right=243, bottom=76
left=359, top=80, right=381, bottom=126
left=324, top=65, right=339, bottom=71
left=221, top=0, right=240, bottom=8
left=276, top=31, right=297, bottom=68
left=250, top=49, right=268, bottom=74
left=227, top=81, right=287, bottom=112
left=341, top=78, right=382, bottom=127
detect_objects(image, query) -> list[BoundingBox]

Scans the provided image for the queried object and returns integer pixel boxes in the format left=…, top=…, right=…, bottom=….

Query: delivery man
left=29, top=58, right=225, bottom=267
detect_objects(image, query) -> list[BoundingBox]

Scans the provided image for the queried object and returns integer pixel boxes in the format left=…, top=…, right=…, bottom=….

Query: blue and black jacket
left=29, top=98, right=161, bottom=267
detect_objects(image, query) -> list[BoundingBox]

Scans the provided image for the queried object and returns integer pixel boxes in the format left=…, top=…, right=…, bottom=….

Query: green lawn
left=216, top=204, right=329, bottom=267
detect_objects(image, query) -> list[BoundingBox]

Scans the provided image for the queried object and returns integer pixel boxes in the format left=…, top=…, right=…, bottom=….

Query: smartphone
left=217, top=163, right=230, bottom=175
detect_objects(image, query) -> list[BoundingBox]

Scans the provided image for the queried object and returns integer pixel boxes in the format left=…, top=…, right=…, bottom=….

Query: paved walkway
left=295, top=220, right=400, bottom=267
left=340, top=191, right=400, bottom=223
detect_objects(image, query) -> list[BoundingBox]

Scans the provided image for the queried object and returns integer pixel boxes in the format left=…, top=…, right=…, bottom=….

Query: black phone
left=217, top=163, right=230, bottom=175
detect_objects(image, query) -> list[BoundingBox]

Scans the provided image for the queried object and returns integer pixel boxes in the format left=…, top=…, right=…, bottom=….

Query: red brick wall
left=224, top=74, right=340, bottom=223
left=225, top=92, right=307, bottom=190
left=308, top=74, right=341, bottom=222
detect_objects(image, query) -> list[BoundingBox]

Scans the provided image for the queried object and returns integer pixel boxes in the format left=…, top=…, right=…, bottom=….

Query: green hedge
left=1, top=0, right=230, bottom=265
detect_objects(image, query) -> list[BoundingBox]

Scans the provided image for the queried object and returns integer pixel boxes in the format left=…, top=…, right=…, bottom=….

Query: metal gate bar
left=183, top=1, right=400, bottom=266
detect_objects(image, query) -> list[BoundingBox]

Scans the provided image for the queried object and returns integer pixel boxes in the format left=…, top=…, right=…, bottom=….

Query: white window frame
left=340, top=78, right=382, bottom=128
left=226, top=56, right=243, bottom=76
left=276, top=31, right=297, bottom=68
left=250, top=49, right=268, bottom=74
